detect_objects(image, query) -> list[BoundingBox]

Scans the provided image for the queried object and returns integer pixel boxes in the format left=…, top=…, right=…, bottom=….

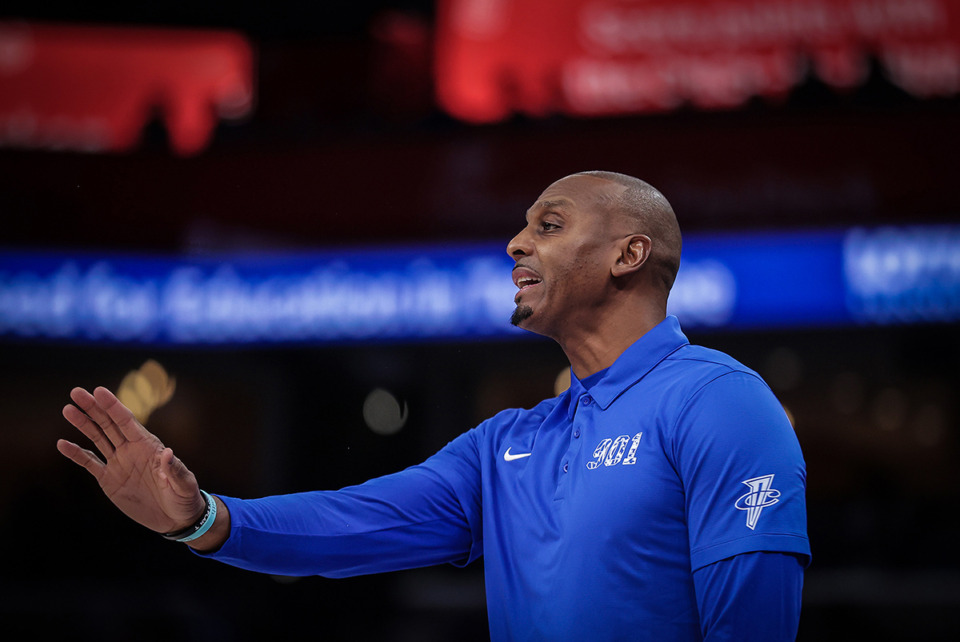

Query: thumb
left=158, top=447, right=199, bottom=498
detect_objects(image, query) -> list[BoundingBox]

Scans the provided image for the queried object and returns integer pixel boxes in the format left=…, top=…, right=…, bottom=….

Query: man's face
left=506, top=175, right=627, bottom=338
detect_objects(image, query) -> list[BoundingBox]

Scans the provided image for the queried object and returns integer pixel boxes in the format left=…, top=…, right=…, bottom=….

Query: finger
left=71, top=387, right=128, bottom=448
left=158, top=448, right=197, bottom=498
left=93, top=386, right=151, bottom=443
left=156, top=448, right=172, bottom=489
left=63, top=402, right=115, bottom=458
left=56, top=439, right=106, bottom=480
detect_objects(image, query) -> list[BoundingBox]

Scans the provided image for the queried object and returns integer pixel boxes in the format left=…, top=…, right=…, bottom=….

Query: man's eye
left=541, top=222, right=560, bottom=231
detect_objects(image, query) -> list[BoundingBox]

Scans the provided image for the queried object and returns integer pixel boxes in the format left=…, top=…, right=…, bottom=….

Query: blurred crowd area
left=2, top=1, right=959, bottom=640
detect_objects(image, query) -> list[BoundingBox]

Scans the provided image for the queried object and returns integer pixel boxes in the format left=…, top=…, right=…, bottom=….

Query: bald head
left=575, top=171, right=682, bottom=294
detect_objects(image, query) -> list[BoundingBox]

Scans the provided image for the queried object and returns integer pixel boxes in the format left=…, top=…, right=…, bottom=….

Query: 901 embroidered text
left=587, top=433, right=643, bottom=469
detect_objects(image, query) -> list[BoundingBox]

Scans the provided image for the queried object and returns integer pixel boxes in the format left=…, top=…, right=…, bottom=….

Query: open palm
left=58, top=386, right=205, bottom=534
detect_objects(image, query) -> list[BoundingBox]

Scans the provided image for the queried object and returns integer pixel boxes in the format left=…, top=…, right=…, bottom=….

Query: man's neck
left=558, top=307, right=665, bottom=379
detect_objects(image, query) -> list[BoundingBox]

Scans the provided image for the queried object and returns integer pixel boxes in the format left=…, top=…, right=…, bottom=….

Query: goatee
left=510, top=304, right=533, bottom=327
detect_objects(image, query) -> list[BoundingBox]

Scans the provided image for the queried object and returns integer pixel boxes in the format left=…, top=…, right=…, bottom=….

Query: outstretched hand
left=58, top=386, right=206, bottom=535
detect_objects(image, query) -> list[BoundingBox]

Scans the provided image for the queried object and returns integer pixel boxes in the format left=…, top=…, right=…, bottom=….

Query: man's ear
left=612, top=234, right=651, bottom=277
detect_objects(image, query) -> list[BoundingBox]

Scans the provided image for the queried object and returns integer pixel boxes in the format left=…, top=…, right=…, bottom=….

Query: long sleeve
left=198, top=429, right=485, bottom=578
left=693, top=551, right=805, bottom=641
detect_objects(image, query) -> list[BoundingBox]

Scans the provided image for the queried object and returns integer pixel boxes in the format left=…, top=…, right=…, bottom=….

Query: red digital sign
left=435, top=0, right=960, bottom=122
left=0, top=22, right=254, bottom=155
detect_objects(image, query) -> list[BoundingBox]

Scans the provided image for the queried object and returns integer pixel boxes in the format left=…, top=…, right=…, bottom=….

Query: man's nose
left=506, top=228, right=532, bottom=259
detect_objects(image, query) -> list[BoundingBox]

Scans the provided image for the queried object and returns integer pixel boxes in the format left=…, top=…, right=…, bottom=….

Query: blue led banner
left=1, top=225, right=958, bottom=346
left=0, top=245, right=518, bottom=345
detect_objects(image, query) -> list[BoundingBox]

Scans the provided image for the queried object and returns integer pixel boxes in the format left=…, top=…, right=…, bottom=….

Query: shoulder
left=422, top=395, right=568, bottom=492
left=661, top=347, right=798, bottom=455
left=476, top=394, right=567, bottom=435
left=604, top=343, right=772, bottom=426
left=658, top=344, right=771, bottom=399
left=666, top=343, right=762, bottom=379
left=433, top=395, right=567, bottom=466
left=637, top=344, right=788, bottom=443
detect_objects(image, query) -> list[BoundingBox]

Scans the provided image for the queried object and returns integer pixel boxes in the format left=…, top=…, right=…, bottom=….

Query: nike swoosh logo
left=504, top=447, right=532, bottom=462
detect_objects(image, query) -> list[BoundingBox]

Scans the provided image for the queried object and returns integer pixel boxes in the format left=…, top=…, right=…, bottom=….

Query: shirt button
left=582, top=396, right=592, bottom=405
left=573, top=428, right=581, bottom=438
left=562, top=462, right=569, bottom=473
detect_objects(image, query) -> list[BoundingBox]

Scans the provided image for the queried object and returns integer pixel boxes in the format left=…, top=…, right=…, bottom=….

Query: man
left=59, top=171, right=810, bottom=640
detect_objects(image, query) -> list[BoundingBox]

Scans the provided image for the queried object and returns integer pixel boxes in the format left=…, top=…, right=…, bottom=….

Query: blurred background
left=1, top=0, right=959, bottom=640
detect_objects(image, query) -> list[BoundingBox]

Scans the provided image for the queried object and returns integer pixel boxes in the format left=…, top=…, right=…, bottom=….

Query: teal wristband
left=162, top=490, right=217, bottom=543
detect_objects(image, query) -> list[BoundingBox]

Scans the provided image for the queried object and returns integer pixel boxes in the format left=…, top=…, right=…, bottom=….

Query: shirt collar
left=566, top=315, right=689, bottom=415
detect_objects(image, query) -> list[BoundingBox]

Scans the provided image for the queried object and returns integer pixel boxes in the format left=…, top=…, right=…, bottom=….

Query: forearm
left=190, top=466, right=480, bottom=578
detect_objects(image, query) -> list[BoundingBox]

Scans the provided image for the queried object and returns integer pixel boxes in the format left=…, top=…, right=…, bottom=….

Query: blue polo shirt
left=206, top=316, right=809, bottom=640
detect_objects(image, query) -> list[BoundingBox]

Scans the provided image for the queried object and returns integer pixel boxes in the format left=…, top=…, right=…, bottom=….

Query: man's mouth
left=512, top=266, right=543, bottom=302
left=512, top=267, right=542, bottom=291
left=517, top=276, right=541, bottom=291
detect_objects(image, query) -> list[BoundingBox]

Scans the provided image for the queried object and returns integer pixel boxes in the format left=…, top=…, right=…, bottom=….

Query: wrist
left=162, top=490, right=217, bottom=543
left=185, top=496, right=230, bottom=552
